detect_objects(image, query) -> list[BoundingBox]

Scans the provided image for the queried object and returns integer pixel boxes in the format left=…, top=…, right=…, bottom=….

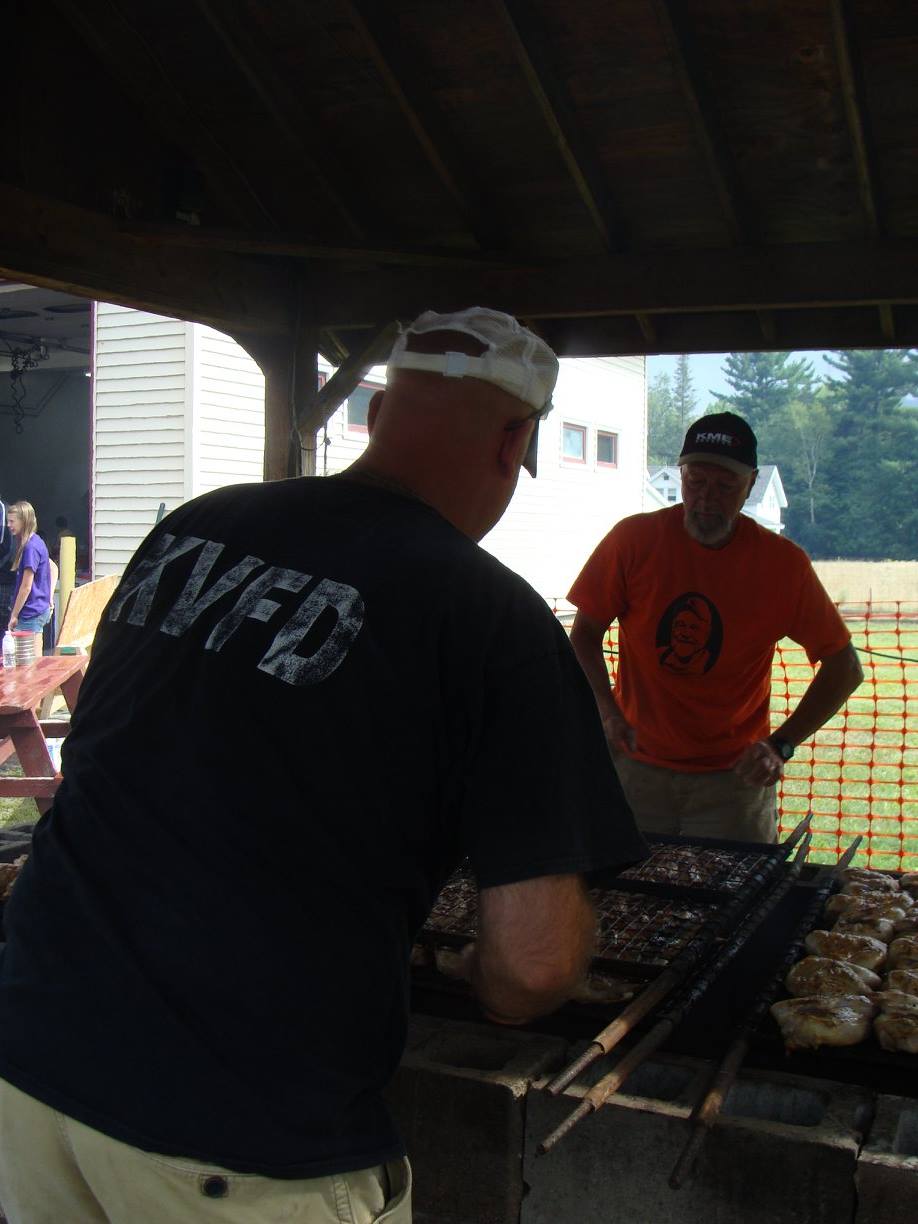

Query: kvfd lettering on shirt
left=107, top=533, right=365, bottom=686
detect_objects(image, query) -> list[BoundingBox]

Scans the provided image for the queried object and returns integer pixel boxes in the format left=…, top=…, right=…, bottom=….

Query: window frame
left=596, top=429, right=619, bottom=468
left=561, top=422, right=588, bottom=465
left=345, top=381, right=378, bottom=434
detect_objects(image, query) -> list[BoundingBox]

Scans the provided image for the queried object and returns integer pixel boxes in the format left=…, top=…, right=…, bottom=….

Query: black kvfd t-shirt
left=0, top=477, right=643, bottom=1177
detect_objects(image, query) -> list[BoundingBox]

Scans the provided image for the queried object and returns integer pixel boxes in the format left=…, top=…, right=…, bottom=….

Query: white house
left=93, top=305, right=651, bottom=597
left=648, top=463, right=788, bottom=533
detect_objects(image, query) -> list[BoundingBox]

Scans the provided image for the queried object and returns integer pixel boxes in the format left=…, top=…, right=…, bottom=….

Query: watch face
left=773, top=738, right=794, bottom=761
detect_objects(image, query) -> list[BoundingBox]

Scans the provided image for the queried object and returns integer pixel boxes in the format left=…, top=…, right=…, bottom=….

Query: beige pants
left=0, top=1077, right=411, bottom=1224
left=613, top=753, right=778, bottom=844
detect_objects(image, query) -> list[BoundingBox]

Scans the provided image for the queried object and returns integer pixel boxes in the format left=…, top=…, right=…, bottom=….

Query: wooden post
left=58, top=534, right=77, bottom=628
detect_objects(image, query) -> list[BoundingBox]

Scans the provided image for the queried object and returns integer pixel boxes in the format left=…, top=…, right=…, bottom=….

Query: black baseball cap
left=678, top=411, right=757, bottom=476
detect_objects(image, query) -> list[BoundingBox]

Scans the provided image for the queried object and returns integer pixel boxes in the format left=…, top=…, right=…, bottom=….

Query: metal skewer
left=539, top=833, right=813, bottom=1155
left=546, top=815, right=813, bottom=1097
left=667, top=834, right=862, bottom=1188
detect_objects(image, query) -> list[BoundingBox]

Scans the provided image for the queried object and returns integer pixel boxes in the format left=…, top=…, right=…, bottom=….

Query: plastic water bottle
left=1, top=631, right=14, bottom=670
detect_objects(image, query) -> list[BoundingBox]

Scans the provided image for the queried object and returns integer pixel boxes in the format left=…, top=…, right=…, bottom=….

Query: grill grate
left=593, top=891, right=718, bottom=966
left=422, top=870, right=719, bottom=971
left=618, top=842, right=771, bottom=894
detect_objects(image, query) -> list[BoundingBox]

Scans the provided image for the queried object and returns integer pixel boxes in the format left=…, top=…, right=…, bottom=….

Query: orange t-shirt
left=567, top=506, right=850, bottom=772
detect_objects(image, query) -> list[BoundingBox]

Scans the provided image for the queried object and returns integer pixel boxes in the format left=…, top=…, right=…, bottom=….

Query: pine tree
left=646, top=370, right=684, bottom=466
left=820, top=350, right=918, bottom=559
left=672, top=355, right=697, bottom=433
left=713, top=352, right=817, bottom=428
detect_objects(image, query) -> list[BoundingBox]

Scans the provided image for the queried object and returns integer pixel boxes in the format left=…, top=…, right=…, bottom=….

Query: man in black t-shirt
left=0, top=308, right=644, bottom=1223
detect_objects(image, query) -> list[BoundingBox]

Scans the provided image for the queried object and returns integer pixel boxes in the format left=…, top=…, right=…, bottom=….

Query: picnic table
left=0, top=656, right=88, bottom=813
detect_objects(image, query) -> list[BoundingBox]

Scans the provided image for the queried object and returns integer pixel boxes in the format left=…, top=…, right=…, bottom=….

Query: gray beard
left=683, top=509, right=735, bottom=548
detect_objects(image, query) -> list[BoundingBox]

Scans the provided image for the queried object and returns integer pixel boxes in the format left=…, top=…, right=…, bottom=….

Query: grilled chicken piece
left=884, top=968, right=918, bottom=995
left=888, top=936, right=918, bottom=970
left=771, top=995, right=877, bottom=1051
left=786, top=956, right=880, bottom=997
left=893, top=913, right=918, bottom=935
left=803, top=929, right=886, bottom=971
left=834, top=917, right=896, bottom=944
left=841, top=869, right=900, bottom=894
left=875, top=990, right=918, bottom=1014
left=898, top=873, right=918, bottom=897
left=826, top=894, right=911, bottom=924
left=875, top=1011, right=918, bottom=1053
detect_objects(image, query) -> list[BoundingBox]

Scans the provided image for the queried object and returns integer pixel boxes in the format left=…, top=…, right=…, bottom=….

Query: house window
left=597, top=431, right=618, bottom=467
left=667, top=490, right=678, bottom=503
left=346, top=384, right=376, bottom=432
left=562, top=423, right=587, bottom=463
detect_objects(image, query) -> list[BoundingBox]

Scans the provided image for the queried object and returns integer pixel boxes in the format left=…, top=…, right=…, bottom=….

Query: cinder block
left=385, top=1016, right=568, bottom=1224
left=856, top=1095, right=918, bottom=1222
left=524, top=1060, right=871, bottom=1224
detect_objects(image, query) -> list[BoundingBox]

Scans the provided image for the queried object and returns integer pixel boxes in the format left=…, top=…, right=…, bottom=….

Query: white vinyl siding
left=93, top=303, right=189, bottom=575
left=191, top=325, right=265, bottom=496
left=92, top=308, right=266, bottom=576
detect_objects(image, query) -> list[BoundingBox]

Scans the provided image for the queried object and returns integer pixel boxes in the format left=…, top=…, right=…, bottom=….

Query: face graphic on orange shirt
left=656, top=592, right=722, bottom=675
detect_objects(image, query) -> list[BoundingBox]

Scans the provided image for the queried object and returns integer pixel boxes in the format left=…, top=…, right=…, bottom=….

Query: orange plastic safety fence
left=550, top=598, right=918, bottom=870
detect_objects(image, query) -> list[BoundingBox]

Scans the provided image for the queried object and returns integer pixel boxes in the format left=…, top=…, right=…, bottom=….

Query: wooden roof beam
left=300, top=239, right=918, bottom=327
left=115, top=221, right=520, bottom=269
left=651, top=0, right=749, bottom=245
left=53, top=0, right=276, bottom=230
left=492, top=0, right=629, bottom=253
left=0, top=184, right=293, bottom=338
left=191, top=0, right=369, bottom=243
left=341, top=0, right=506, bottom=251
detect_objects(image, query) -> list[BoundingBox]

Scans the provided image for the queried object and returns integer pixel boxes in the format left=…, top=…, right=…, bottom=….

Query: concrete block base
left=523, top=1060, right=871, bottom=1224
left=856, top=1094, right=918, bottom=1222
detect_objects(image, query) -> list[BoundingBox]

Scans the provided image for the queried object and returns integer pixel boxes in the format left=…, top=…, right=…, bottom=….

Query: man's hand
left=601, top=707, right=636, bottom=754
left=7, top=616, right=17, bottom=630
left=733, top=739, right=784, bottom=787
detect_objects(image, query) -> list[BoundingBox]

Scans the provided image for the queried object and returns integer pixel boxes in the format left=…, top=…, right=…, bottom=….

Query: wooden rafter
left=53, top=0, right=276, bottom=230
left=191, top=0, right=368, bottom=242
left=492, top=0, right=628, bottom=253
left=651, top=0, right=749, bottom=245
left=829, top=0, right=892, bottom=340
left=341, top=0, right=506, bottom=251
left=830, top=0, right=883, bottom=237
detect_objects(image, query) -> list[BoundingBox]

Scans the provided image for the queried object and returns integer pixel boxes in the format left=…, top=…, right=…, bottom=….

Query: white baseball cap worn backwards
left=387, top=306, right=560, bottom=477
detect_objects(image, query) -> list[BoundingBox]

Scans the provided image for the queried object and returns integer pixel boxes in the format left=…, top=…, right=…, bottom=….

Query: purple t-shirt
left=17, top=535, right=51, bottom=621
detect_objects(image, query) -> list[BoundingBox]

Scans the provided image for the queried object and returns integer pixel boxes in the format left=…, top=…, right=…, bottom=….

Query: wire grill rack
left=593, top=891, right=718, bottom=967
left=617, top=841, right=772, bottom=896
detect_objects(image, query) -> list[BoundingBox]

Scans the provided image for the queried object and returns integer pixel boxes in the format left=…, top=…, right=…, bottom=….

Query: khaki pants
left=613, top=753, right=778, bottom=844
left=0, top=1077, right=411, bottom=1224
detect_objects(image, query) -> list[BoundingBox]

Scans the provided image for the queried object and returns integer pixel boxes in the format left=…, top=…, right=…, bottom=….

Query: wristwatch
left=767, top=735, right=795, bottom=762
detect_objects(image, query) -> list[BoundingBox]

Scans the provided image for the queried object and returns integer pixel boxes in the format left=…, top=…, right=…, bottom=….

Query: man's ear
left=366, top=390, right=385, bottom=434
left=744, top=469, right=758, bottom=502
left=497, top=422, right=532, bottom=477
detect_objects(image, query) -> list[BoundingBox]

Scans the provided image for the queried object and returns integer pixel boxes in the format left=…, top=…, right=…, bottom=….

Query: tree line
left=647, top=350, right=918, bottom=560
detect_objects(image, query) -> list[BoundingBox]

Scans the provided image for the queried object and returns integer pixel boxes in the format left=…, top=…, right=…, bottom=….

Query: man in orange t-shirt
left=568, top=412, right=863, bottom=842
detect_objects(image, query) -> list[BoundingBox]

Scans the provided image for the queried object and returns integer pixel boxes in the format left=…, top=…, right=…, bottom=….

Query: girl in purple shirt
left=7, top=501, right=53, bottom=634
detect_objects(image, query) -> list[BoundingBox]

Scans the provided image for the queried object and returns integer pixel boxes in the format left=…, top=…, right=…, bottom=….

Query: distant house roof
left=749, top=464, right=788, bottom=510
